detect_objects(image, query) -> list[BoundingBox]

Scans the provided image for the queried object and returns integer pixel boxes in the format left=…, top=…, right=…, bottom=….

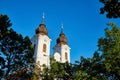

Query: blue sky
left=0, top=0, right=120, bottom=63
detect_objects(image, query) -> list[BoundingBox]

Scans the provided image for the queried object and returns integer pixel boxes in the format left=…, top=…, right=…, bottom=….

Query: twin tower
left=31, top=14, right=71, bottom=68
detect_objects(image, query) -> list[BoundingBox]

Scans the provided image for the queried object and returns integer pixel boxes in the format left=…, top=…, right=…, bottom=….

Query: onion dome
left=57, top=25, right=67, bottom=44
left=35, top=13, right=48, bottom=35
left=36, top=23, right=48, bottom=35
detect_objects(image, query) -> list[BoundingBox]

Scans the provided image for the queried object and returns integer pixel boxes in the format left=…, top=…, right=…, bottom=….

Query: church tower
left=53, top=25, right=71, bottom=63
left=31, top=13, right=51, bottom=69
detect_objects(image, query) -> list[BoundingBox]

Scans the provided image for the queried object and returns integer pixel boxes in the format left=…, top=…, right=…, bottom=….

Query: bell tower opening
left=65, top=52, right=68, bottom=60
left=43, top=44, right=47, bottom=53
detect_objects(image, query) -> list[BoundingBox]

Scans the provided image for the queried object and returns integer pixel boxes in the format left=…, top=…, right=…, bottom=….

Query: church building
left=31, top=14, right=71, bottom=69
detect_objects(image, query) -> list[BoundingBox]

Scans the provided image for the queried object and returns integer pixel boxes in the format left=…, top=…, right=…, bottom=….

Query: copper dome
left=57, top=31, right=67, bottom=44
left=36, top=23, right=48, bottom=35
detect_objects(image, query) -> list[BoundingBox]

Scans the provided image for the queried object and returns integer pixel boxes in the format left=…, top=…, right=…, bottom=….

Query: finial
left=61, top=23, right=64, bottom=33
left=42, top=12, right=45, bottom=23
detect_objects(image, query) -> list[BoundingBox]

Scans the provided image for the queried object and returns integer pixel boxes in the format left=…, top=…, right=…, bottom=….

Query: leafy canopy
left=100, top=0, right=120, bottom=18
left=0, top=14, right=34, bottom=79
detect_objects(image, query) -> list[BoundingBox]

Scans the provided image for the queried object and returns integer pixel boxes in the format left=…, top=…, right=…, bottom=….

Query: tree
left=33, top=62, right=42, bottom=80
left=0, top=14, right=12, bottom=78
left=0, top=14, right=34, bottom=79
left=73, top=22, right=120, bottom=80
left=41, top=57, right=73, bottom=80
left=73, top=55, right=106, bottom=80
left=42, top=58, right=64, bottom=80
left=98, top=22, right=120, bottom=79
left=100, top=0, right=120, bottom=18
left=63, top=62, right=73, bottom=80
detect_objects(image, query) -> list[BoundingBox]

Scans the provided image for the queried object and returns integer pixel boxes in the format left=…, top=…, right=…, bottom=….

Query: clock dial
left=44, top=39, right=47, bottom=42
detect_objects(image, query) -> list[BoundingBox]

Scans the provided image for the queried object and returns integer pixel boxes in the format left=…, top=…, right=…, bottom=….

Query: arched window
left=43, top=44, right=47, bottom=53
left=65, top=52, right=68, bottom=60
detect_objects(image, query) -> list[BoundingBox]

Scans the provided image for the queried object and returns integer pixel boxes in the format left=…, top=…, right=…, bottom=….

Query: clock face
left=44, top=39, right=47, bottom=42
left=65, top=48, right=67, bottom=50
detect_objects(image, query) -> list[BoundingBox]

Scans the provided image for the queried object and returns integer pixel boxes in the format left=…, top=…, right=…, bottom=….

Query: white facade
left=53, top=43, right=71, bottom=63
left=61, top=44, right=70, bottom=63
left=32, top=34, right=51, bottom=69
left=53, top=30, right=71, bottom=63
left=31, top=15, right=71, bottom=70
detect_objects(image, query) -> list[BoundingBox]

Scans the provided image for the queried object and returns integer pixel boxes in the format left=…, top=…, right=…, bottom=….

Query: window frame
left=43, top=44, right=47, bottom=53
left=65, top=52, right=68, bottom=60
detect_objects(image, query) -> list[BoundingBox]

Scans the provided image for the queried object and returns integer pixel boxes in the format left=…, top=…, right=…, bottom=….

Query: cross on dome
left=42, top=12, right=45, bottom=21
left=36, top=12, right=48, bottom=35
left=61, top=23, right=64, bottom=33
left=41, top=12, right=45, bottom=24
left=56, top=24, right=68, bottom=45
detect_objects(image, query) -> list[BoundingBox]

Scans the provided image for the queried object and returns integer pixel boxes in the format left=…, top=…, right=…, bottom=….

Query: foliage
left=100, top=0, right=120, bottom=18
left=73, top=54, right=107, bottom=80
left=73, top=22, right=120, bottom=80
left=98, top=22, right=120, bottom=79
left=40, top=57, right=73, bottom=80
left=33, top=63, right=42, bottom=80
left=1, top=12, right=120, bottom=80
left=0, top=14, right=34, bottom=79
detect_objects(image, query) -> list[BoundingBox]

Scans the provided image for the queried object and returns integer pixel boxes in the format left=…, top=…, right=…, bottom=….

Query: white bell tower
left=53, top=25, right=71, bottom=63
left=31, top=13, right=51, bottom=69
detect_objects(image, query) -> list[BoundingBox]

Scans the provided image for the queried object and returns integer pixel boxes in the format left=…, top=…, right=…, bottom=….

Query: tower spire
left=56, top=23, right=67, bottom=44
left=42, top=12, right=45, bottom=24
left=61, top=23, right=64, bottom=33
left=36, top=12, right=48, bottom=35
